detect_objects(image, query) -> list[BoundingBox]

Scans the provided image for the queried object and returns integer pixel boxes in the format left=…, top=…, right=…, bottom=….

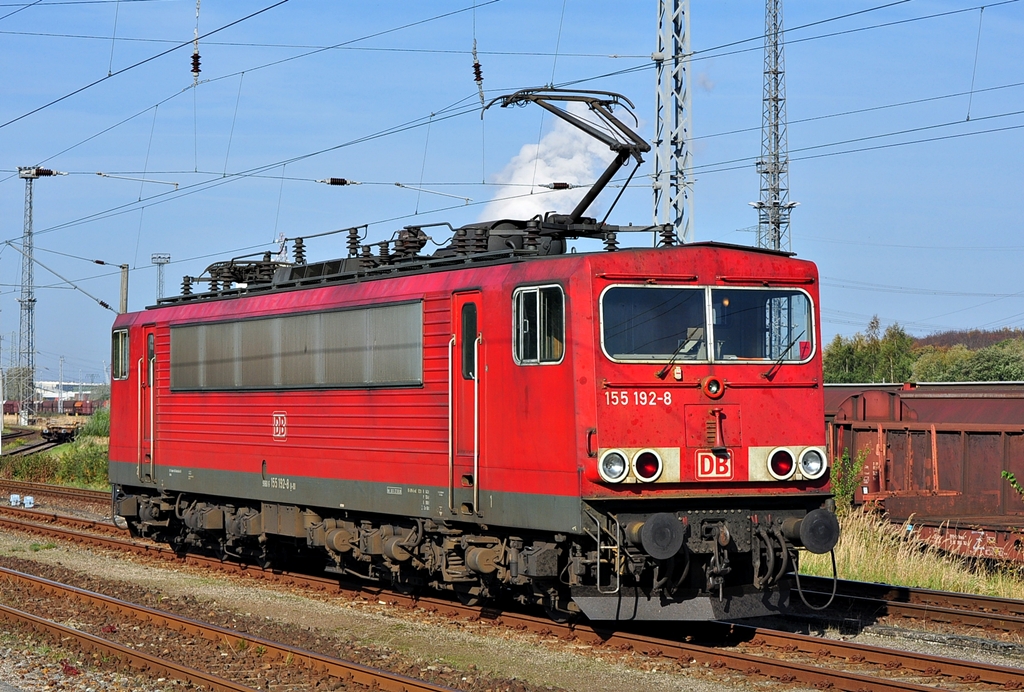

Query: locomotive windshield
left=602, top=286, right=707, bottom=360
left=601, top=286, right=813, bottom=363
left=711, top=288, right=812, bottom=362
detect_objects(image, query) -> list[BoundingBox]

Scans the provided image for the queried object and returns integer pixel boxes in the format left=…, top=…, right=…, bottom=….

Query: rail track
left=799, top=574, right=1024, bottom=636
left=0, top=426, right=35, bottom=442
left=6, top=486, right=1020, bottom=638
left=0, top=506, right=1021, bottom=691
left=0, top=439, right=59, bottom=457
left=0, top=564, right=459, bottom=692
left=0, top=478, right=110, bottom=505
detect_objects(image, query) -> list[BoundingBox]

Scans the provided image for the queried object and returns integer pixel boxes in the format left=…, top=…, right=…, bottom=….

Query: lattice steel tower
left=653, top=0, right=693, bottom=243
left=753, top=0, right=796, bottom=251
left=15, top=168, right=57, bottom=418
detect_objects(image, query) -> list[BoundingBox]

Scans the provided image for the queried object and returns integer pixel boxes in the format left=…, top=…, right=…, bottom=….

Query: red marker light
left=633, top=451, right=663, bottom=482
left=769, top=449, right=795, bottom=480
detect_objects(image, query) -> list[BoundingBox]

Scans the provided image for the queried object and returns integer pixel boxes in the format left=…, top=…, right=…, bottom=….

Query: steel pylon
left=754, top=0, right=796, bottom=251
left=653, top=0, right=693, bottom=243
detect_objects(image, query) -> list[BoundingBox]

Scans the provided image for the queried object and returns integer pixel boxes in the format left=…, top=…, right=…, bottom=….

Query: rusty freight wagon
left=826, top=382, right=1024, bottom=560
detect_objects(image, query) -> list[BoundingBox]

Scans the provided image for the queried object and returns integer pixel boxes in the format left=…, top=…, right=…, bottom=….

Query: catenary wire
left=0, top=0, right=290, bottom=130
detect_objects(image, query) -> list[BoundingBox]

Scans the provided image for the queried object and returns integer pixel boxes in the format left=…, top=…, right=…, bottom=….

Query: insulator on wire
left=359, top=244, right=377, bottom=269
left=347, top=228, right=360, bottom=257
left=323, top=178, right=351, bottom=186
left=471, top=39, right=485, bottom=106
left=545, top=182, right=571, bottom=190
left=659, top=226, right=678, bottom=247
left=36, top=168, right=56, bottom=177
left=524, top=220, right=540, bottom=251
left=191, top=52, right=201, bottom=76
left=293, top=237, right=306, bottom=265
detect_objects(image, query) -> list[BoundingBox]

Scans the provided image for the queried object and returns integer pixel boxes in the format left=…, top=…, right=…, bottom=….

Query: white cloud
left=480, top=104, right=615, bottom=221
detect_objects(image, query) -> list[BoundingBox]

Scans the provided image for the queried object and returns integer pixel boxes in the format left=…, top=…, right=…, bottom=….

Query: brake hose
left=791, top=549, right=838, bottom=611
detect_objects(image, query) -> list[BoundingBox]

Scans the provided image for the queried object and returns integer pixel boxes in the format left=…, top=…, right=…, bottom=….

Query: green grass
left=79, top=408, right=109, bottom=437
left=0, top=435, right=109, bottom=489
left=800, top=508, right=1024, bottom=599
left=0, top=410, right=111, bottom=489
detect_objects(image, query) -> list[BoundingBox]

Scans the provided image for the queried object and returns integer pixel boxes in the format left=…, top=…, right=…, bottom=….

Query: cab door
left=450, top=292, right=482, bottom=517
left=137, top=326, right=157, bottom=483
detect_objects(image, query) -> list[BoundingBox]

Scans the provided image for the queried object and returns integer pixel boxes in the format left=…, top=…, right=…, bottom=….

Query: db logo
left=272, top=411, right=287, bottom=441
left=695, top=450, right=733, bottom=479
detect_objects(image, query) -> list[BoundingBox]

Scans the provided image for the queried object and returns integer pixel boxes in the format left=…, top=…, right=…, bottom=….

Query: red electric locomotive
left=110, top=90, right=838, bottom=621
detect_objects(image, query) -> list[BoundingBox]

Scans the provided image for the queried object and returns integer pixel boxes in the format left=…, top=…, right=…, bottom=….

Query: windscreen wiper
left=761, top=330, right=806, bottom=380
left=655, top=328, right=704, bottom=380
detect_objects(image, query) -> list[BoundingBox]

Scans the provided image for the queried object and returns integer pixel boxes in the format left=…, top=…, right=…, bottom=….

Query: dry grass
left=800, top=508, right=1024, bottom=599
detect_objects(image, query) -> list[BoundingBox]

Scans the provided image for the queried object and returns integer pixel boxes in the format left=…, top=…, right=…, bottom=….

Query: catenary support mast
left=653, top=0, right=693, bottom=243
left=18, top=171, right=35, bottom=422
left=16, top=167, right=66, bottom=422
left=753, top=0, right=796, bottom=251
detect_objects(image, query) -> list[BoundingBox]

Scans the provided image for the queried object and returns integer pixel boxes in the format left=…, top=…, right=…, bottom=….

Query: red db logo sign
left=695, top=450, right=733, bottom=479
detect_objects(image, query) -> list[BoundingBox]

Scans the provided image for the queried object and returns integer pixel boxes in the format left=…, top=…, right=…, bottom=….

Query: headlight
left=768, top=448, right=795, bottom=480
left=632, top=449, right=663, bottom=482
left=599, top=450, right=629, bottom=483
left=799, top=448, right=827, bottom=480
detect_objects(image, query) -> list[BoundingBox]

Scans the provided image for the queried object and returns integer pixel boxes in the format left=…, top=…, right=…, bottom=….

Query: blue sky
left=0, top=0, right=1021, bottom=384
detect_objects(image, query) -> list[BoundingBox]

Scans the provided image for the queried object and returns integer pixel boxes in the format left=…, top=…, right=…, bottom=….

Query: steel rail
left=0, top=440, right=58, bottom=457
left=727, top=623, right=1024, bottom=688
left=0, top=479, right=110, bottom=504
left=797, top=574, right=1024, bottom=633
left=0, top=566, right=458, bottom=692
left=0, top=427, right=35, bottom=441
left=0, top=601, right=257, bottom=692
left=0, top=505, right=122, bottom=535
left=3, top=514, right=1022, bottom=691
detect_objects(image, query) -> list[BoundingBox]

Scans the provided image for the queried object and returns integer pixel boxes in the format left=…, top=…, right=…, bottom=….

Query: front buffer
left=568, top=503, right=839, bottom=621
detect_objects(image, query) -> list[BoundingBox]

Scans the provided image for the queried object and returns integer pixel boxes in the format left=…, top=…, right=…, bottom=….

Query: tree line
left=823, top=317, right=1024, bottom=383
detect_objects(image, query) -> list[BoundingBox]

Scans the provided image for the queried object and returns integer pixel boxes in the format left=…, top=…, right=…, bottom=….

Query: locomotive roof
left=150, top=220, right=801, bottom=311
left=151, top=88, right=805, bottom=311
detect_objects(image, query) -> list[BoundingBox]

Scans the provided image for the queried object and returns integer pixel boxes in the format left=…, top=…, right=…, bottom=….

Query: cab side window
left=513, top=285, right=564, bottom=364
left=111, top=330, right=129, bottom=380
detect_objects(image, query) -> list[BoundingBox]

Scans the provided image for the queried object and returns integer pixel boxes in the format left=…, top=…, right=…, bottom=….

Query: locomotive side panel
left=110, top=261, right=588, bottom=534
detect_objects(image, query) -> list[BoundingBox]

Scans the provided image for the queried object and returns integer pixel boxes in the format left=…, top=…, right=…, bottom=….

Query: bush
left=831, top=448, right=867, bottom=515
left=0, top=436, right=109, bottom=489
left=79, top=409, right=109, bottom=437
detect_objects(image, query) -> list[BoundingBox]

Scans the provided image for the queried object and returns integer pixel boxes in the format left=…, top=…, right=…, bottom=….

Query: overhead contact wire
left=0, top=0, right=290, bottom=130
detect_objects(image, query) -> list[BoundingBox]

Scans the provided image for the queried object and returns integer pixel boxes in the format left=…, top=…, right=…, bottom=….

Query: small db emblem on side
left=272, top=411, right=287, bottom=441
left=696, top=450, right=732, bottom=479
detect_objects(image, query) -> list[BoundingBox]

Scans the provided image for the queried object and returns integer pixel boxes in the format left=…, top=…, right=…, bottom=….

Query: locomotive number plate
left=604, top=390, right=672, bottom=406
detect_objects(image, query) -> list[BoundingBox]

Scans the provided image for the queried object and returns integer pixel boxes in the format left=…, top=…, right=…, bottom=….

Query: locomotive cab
left=566, top=246, right=838, bottom=620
